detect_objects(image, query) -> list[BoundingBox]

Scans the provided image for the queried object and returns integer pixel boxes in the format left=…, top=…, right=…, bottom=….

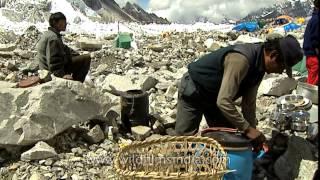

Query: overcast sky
left=115, top=0, right=284, bottom=23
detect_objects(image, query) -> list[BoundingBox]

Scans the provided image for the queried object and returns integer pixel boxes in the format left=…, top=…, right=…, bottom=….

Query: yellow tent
left=275, top=15, right=293, bottom=25
left=276, top=15, right=293, bottom=22
left=296, top=17, right=305, bottom=25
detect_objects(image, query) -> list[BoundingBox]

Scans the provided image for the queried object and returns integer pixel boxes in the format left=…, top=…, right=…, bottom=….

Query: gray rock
left=155, top=82, right=171, bottom=91
left=0, top=51, right=14, bottom=58
left=165, top=85, right=177, bottom=100
left=296, top=160, right=318, bottom=180
left=152, top=120, right=165, bottom=134
left=21, top=141, right=57, bottom=161
left=145, top=134, right=162, bottom=141
left=131, top=126, right=152, bottom=141
left=5, top=72, right=18, bottom=82
left=149, top=45, right=164, bottom=52
left=85, top=125, right=105, bottom=144
left=0, top=43, right=16, bottom=51
left=21, top=61, right=39, bottom=74
left=38, top=70, right=52, bottom=83
left=165, top=128, right=176, bottom=136
left=0, top=81, right=17, bottom=88
left=0, top=78, right=113, bottom=147
left=77, top=38, right=104, bottom=51
left=274, top=136, right=316, bottom=180
left=258, top=74, right=297, bottom=97
left=186, top=49, right=195, bottom=55
left=101, top=74, right=157, bottom=92
left=92, top=64, right=110, bottom=76
left=13, top=49, right=35, bottom=59
left=5, top=61, right=18, bottom=71
left=218, top=34, right=229, bottom=41
left=104, top=106, right=121, bottom=132
left=29, top=172, right=46, bottom=180
left=159, top=115, right=176, bottom=128
left=0, top=72, right=6, bottom=80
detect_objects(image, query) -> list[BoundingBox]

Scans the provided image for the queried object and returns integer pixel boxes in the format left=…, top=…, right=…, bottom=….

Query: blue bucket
left=200, top=128, right=265, bottom=180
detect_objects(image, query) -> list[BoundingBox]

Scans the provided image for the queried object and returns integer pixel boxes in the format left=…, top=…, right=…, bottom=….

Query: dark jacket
left=303, top=8, right=320, bottom=56
left=188, top=43, right=265, bottom=100
left=36, top=27, right=72, bottom=77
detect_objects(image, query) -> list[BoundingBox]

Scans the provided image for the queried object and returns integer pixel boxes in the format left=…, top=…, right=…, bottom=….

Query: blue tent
left=233, top=22, right=259, bottom=32
left=283, top=22, right=301, bottom=32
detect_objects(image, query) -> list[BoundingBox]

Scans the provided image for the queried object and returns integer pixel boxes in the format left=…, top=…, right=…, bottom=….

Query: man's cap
left=266, top=33, right=303, bottom=78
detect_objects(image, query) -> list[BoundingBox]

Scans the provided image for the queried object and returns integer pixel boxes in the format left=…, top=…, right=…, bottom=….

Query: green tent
left=115, top=33, right=132, bottom=49
left=292, top=56, right=308, bottom=76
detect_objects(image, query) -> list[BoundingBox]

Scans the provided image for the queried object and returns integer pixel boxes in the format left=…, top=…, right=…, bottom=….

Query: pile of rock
left=0, top=24, right=317, bottom=180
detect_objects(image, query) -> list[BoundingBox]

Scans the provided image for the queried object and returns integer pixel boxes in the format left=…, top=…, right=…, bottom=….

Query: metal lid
left=202, top=131, right=251, bottom=148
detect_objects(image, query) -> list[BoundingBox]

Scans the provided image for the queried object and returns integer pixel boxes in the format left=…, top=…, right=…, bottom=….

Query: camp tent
left=115, top=32, right=132, bottom=49
left=296, top=17, right=305, bottom=25
left=283, top=22, right=301, bottom=32
left=233, top=22, right=259, bottom=32
left=275, top=15, right=293, bottom=25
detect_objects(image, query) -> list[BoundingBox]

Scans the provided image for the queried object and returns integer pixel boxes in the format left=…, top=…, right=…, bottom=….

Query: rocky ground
left=0, top=25, right=318, bottom=180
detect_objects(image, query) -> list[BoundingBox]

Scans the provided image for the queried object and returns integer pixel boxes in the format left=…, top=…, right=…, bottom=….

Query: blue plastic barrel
left=201, top=128, right=257, bottom=180
left=224, top=148, right=253, bottom=180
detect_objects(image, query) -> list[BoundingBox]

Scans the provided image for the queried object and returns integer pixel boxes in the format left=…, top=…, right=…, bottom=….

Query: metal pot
left=290, top=110, right=310, bottom=132
left=291, top=121, right=308, bottom=132
left=296, top=78, right=318, bottom=104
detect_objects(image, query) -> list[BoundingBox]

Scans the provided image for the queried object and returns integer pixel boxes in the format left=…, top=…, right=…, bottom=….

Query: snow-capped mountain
left=242, top=0, right=313, bottom=21
left=0, top=0, right=170, bottom=24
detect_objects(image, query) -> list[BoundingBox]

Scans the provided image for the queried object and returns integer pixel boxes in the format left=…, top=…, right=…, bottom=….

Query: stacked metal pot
left=271, top=94, right=312, bottom=132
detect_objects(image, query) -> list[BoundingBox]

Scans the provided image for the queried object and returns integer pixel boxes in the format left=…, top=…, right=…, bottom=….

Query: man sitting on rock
left=175, top=34, right=303, bottom=144
left=36, top=12, right=91, bottom=82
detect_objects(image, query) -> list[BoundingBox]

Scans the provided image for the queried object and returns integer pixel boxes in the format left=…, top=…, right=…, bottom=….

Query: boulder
left=92, top=64, right=110, bottom=76
left=100, top=74, right=157, bottom=92
left=274, top=136, right=316, bottom=180
left=0, top=81, right=17, bottom=88
left=5, top=72, right=18, bottom=82
left=21, top=141, right=57, bottom=161
left=148, top=44, right=164, bottom=52
left=84, top=125, right=105, bottom=144
left=131, top=126, right=152, bottom=141
left=296, top=160, right=318, bottom=180
left=165, top=128, right=176, bottom=136
left=0, top=77, right=113, bottom=147
left=38, top=70, right=52, bottom=83
left=231, top=34, right=264, bottom=44
left=5, top=61, right=18, bottom=71
left=77, top=38, right=104, bottom=51
left=13, top=49, right=35, bottom=59
left=0, top=51, right=14, bottom=58
left=29, top=172, right=46, bottom=180
left=0, top=43, right=16, bottom=51
left=258, top=74, right=297, bottom=97
left=158, top=115, right=176, bottom=128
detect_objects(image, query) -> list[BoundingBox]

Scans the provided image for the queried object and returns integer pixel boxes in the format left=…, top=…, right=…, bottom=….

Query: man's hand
left=63, top=74, right=73, bottom=80
left=245, top=127, right=266, bottom=152
left=245, top=127, right=262, bottom=139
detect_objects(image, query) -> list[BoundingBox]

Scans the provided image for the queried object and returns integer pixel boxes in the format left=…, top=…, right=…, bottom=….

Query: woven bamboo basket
left=114, top=136, right=228, bottom=180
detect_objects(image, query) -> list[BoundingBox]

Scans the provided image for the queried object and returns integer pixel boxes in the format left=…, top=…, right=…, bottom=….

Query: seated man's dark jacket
left=36, top=27, right=73, bottom=77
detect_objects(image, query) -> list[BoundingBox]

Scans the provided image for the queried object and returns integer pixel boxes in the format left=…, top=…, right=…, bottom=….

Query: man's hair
left=264, top=34, right=283, bottom=63
left=49, top=12, right=66, bottom=27
left=264, top=34, right=282, bottom=53
left=315, top=0, right=320, bottom=8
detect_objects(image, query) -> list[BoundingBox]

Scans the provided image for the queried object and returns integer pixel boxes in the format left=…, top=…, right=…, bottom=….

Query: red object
left=306, top=56, right=319, bottom=85
left=18, top=76, right=40, bottom=88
